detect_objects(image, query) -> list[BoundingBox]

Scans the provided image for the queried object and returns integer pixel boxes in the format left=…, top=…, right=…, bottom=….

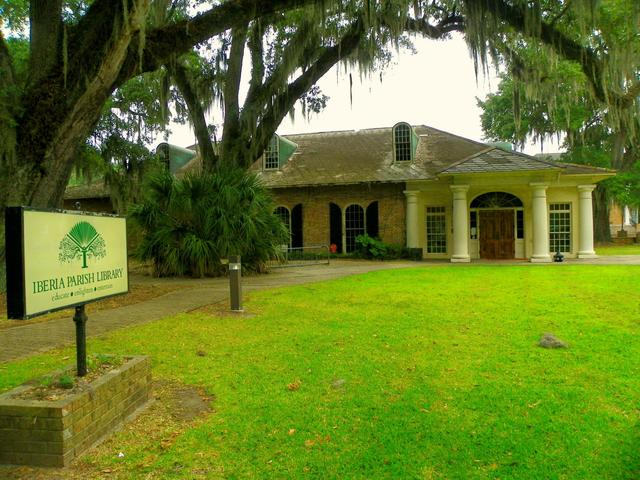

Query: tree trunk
left=220, top=25, right=249, bottom=168
left=29, top=0, right=63, bottom=86
left=593, top=184, right=611, bottom=243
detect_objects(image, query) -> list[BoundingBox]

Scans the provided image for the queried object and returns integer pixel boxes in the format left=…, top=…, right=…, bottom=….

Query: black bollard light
left=553, top=249, right=564, bottom=262
left=229, top=255, right=243, bottom=311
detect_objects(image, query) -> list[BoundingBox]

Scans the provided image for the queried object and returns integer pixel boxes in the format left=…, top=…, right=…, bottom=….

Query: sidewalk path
left=0, top=260, right=416, bottom=363
left=1, top=257, right=638, bottom=363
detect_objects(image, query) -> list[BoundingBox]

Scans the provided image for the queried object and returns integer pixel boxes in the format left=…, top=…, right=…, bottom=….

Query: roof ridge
left=553, top=160, right=616, bottom=173
left=416, top=124, right=492, bottom=149
left=437, top=147, right=495, bottom=174
left=504, top=148, right=563, bottom=168
left=279, top=126, right=393, bottom=137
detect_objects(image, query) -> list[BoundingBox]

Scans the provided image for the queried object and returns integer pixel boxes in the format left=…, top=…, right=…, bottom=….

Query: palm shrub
left=129, top=168, right=288, bottom=276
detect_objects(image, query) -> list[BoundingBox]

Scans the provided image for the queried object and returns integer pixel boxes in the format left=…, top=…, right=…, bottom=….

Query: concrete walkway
left=1, top=257, right=638, bottom=363
left=0, top=260, right=416, bottom=363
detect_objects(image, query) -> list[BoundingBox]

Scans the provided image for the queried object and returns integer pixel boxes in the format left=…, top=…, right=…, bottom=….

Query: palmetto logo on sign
left=58, top=221, right=107, bottom=268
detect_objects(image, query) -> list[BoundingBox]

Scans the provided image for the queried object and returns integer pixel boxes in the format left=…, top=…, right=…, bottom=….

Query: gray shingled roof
left=253, top=125, right=488, bottom=187
left=441, top=147, right=561, bottom=174
left=249, top=125, right=615, bottom=188
left=65, top=125, right=615, bottom=200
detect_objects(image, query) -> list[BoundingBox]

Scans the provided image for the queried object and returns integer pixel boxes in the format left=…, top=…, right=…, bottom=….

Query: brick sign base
left=0, top=355, right=151, bottom=467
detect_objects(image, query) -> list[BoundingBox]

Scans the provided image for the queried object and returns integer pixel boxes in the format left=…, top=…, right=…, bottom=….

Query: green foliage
left=355, top=234, right=388, bottom=259
left=478, top=69, right=640, bottom=241
left=355, top=234, right=409, bottom=260
left=39, top=375, right=54, bottom=388
left=56, top=374, right=75, bottom=390
left=0, top=0, right=29, bottom=32
left=86, top=353, right=122, bottom=371
left=130, top=168, right=288, bottom=277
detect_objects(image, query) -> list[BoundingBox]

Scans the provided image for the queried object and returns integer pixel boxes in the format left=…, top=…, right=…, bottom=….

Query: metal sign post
left=229, top=255, right=242, bottom=312
left=73, top=305, right=88, bottom=376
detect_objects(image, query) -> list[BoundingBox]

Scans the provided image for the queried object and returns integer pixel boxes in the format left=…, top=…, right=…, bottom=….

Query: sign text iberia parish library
left=5, top=207, right=128, bottom=319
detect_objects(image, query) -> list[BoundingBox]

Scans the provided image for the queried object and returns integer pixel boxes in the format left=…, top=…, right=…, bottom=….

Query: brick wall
left=0, top=356, right=151, bottom=467
left=270, top=183, right=407, bottom=247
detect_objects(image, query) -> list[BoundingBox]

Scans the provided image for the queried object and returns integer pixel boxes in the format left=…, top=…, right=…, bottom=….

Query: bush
left=355, top=234, right=388, bottom=259
left=129, top=168, right=288, bottom=277
left=355, top=234, right=415, bottom=260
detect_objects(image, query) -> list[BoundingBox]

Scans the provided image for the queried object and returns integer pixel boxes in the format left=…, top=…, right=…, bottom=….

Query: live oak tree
left=1, top=0, right=638, bottom=218
left=162, top=3, right=466, bottom=172
left=478, top=72, right=639, bottom=241
left=0, top=0, right=321, bottom=214
left=476, top=0, right=640, bottom=241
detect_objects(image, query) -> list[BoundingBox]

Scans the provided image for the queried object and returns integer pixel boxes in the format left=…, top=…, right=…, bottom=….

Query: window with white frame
left=393, top=123, right=412, bottom=162
left=345, top=204, right=365, bottom=253
left=264, top=136, right=279, bottom=170
left=549, top=203, right=571, bottom=253
left=426, top=206, right=447, bottom=253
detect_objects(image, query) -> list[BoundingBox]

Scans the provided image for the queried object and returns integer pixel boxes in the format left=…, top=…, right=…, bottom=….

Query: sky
left=0, top=17, right=554, bottom=156
left=165, top=33, right=555, bottom=155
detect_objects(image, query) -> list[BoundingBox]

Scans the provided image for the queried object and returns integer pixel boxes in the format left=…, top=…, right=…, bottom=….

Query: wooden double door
left=479, top=210, right=515, bottom=259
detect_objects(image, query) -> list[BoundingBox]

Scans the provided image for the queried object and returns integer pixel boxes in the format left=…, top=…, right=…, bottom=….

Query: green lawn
left=596, top=243, right=640, bottom=256
left=2, top=266, right=639, bottom=479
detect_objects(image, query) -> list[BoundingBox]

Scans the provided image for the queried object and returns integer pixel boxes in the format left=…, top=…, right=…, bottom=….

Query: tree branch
left=246, top=18, right=366, bottom=168
left=28, top=0, right=63, bottom=86
left=26, top=0, right=150, bottom=207
left=245, top=20, right=266, bottom=104
left=403, top=14, right=465, bottom=37
left=0, top=31, right=17, bottom=94
left=465, top=0, right=607, bottom=103
left=244, top=19, right=318, bottom=108
left=169, top=59, right=219, bottom=172
left=116, top=0, right=317, bottom=87
left=221, top=24, right=249, bottom=167
left=0, top=30, right=18, bottom=167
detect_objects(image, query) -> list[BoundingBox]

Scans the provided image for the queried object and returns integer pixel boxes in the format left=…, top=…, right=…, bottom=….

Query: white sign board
left=5, top=207, right=128, bottom=319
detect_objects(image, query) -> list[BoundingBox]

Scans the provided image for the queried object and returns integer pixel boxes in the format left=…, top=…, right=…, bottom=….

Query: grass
left=596, top=243, right=640, bottom=256
left=1, top=265, right=639, bottom=479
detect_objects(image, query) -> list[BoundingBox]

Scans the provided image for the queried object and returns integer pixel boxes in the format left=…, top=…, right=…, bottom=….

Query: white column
left=450, top=185, right=470, bottom=263
left=578, top=184, right=597, bottom=258
left=404, top=191, right=419, bottom=248
left=530, top=183, right=551, bottom=262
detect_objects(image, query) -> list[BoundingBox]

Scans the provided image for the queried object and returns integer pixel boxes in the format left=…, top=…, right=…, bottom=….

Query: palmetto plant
left=59, top=221, right=107, bottom=268
left=129, top=168, right=287, bottom=277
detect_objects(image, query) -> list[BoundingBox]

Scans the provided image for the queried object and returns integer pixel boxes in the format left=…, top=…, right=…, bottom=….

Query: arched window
left=264, top=135, right=279, bottom=170
left=470, top=192, right=523, bottom=209
left=345, top=204, right=365, bottom=252
left=393, top=123, right=412, bottom=162
left=274, top=206, right=291, bottom=245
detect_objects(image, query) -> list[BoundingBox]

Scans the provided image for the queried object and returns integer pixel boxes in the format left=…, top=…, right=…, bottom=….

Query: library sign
left=5, top=207, right=128, bottom=319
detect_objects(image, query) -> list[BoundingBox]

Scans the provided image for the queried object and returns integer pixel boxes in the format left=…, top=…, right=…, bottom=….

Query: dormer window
left=264, top=135, right=279, bottom=170
left=393, top=123, right=412, bottom=162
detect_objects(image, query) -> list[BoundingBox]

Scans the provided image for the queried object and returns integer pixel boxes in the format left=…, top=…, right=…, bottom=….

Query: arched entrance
left=470, top=192, right=524, bottom=259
